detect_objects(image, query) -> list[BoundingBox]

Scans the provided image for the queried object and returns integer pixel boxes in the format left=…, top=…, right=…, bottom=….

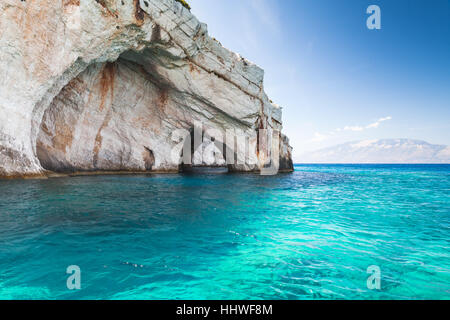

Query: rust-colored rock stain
left=64, top=0, right=80, bottom=6
left=188, top=63, right=201, bottom=74
left=92, top=110, right=113, bottom=169
left=157, top=88, right=168, bottom=112
left=48, top=78, right=87, bottom=153
left=93, top=63, right=117, bottom=168
left=134, top=0, right=145, bottom=25
left=99, top=62, right=116, bottom=112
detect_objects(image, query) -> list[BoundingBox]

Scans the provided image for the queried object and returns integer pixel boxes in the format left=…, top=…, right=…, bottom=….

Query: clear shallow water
left=0, top=164, right=449, bottom=300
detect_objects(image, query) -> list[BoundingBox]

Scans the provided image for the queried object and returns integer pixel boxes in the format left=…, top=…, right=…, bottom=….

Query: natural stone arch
left=0, top=0, right=292, bottom=177
left=178, top=126, right=253, bottom=173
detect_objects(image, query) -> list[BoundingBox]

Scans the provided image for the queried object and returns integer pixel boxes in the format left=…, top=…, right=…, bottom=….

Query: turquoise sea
left=0, top=164, right=449, bottom=300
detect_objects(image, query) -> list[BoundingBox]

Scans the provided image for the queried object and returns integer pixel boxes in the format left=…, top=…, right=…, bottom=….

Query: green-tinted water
left=0, top=165, right=448, bottom=299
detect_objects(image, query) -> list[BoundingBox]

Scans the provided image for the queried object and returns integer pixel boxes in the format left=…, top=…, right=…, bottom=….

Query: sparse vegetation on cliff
left=176, top=0, right=191, bottom=10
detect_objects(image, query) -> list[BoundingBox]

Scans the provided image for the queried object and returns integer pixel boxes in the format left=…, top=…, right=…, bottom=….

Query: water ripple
left=0, top=164, right=449, bottom=299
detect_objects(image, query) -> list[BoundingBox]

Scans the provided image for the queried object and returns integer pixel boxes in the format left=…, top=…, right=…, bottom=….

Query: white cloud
left=343, top=126, right=364, bottom=132
left=341, top=116, right=392, bottom=132
left=366, top=116, right=392, bottom=129
left=310, top=116, right=392, bottom=142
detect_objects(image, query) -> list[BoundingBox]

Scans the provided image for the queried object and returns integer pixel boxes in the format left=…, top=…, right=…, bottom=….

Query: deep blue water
left=0, top=164, right=449, bottom=299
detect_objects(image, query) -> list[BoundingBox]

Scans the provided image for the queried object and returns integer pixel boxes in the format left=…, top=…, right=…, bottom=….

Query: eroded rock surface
left=0, top=0, right=293, bottom=177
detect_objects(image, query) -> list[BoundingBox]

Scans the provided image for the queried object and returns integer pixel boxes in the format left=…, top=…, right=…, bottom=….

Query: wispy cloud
left=365, top=116, right=392, bottom=129
left=343, top=126, right=364, bottom=132
left=310, top=116, right=392, bottom=142
left=340, top=116, right=392, bottom=132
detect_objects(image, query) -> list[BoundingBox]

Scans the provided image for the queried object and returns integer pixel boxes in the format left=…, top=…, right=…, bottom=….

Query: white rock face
left=0, top=0, right=292, bottom=177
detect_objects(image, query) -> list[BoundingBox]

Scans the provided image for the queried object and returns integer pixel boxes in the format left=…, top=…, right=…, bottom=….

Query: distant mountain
left=299, top=139, right=450, bottom=164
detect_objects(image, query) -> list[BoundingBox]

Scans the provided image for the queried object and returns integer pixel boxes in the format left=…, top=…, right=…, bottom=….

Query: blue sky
left=189, top=0, right=450, bottom=160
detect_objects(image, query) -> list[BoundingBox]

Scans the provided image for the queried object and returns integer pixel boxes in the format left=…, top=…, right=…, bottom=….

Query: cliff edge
left=0, top=0, right=293, bottom=177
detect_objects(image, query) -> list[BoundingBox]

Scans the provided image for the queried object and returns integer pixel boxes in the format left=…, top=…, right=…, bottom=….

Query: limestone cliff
left=0, top=0, right=293, bottom=177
